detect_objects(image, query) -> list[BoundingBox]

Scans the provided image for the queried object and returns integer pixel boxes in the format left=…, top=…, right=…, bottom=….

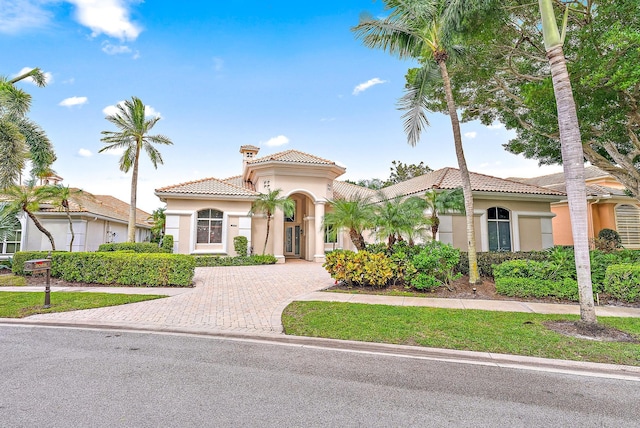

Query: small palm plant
left=249, top=189, right=295, bottom=255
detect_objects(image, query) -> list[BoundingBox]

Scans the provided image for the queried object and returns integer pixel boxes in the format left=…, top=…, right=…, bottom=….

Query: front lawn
left=0, top=292, right=166, bottom=318
left=282, top=301, right=640, bottom=366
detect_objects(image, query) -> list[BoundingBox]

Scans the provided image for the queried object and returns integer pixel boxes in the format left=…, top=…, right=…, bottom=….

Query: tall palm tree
left=249, top=189, right=295, bottom=255
left=2, top=180, right=56, bottom=250
left=0, top=68, right=56, bottom=189
left=423, top=188, right=465, bottom=239
left=538, top=0, right=596, bottom=324
left=100, top=97, right=173, bottom=242
left=50, top=185, right=84, bottom=252
left=323, top=193, right=374, bottom=251
left=353, top=0, right=481, bottom=283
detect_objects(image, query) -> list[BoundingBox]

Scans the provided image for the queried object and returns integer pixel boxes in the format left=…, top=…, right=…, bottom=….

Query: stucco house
left=1, top=189, right=152, bottom=258
left=513, top=166, right=640, bottom=248
left=155, top=146, right=564, bottom=262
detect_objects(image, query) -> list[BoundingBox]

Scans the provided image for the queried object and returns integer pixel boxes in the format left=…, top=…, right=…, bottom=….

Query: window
left=263, top=180, right=270, bottom=191
left=0, top=217, right=21, bottom=254
left=615, top=204, right=640, bottom=248
left=197, top=209, right=223, bottom=244
left=324, top=224, right=337, bottom=243
left=488, top=207, right=511, bottom=251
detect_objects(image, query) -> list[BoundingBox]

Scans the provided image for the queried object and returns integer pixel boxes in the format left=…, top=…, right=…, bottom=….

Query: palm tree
left=353, top=0, right=481, bottom=284
left=423, top=188, right=465, bottom=239
left=249, top=189, right=295, bottom=255
left=50, top=185, right=84, bottom=252
left=537, top=0, right=596, bottom=324
left=373, top=193, right=428, bottom=249
left=0, top=68, right=56, bottom=189
left=148, top=207, right=166, bottom=243
left=0, top=203, right=21, bottom=243
left=100, top=97, right=173, bottom=242
left=323, top=193, right=374, bottom=251
left=2, top=180, right=56, bottom=250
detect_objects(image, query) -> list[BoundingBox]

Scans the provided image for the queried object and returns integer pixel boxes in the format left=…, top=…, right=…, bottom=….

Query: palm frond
left=397, top=64, right=440, bottom=146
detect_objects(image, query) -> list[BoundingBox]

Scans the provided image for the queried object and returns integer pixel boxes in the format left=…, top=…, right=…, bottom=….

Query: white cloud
left=62, top=77, right=75, bottom=85
left=261, top=135, right=289, bottom=147
left=101, top=41, right=131, bottom=55
left=59, top=96, right=88, bottom=107
left=0, top=0, right=53, bottom=34
left=486, top=122, right=504, bottom=130
left=103, top=101, right=162, bottom=118
left=67, top=0, right=142, bottom=41
left=353, top=77, right=387, bottom=95
left=212, top=57, right=224, bottom=71
left=464, top=131, right=477, bottom=139
left=78, top=148, right=92, bottom=157
left=15, top=67, right=53, bottom=85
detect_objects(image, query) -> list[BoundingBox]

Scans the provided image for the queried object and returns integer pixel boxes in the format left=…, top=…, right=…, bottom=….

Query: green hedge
left=97, top=242, right=168, bottom=253
left=194, top=254, right=277, bottom=267
left=12, top=251, right=58, bottom=275
left=161, top=235, right=174, bottom=253
left=52, top=252, right=194, bottom=286
left=604, top=264, right=640, bottom=303
left=493, top=259, right=579, bottom=301
left=456, top=251, right=549, bottom=278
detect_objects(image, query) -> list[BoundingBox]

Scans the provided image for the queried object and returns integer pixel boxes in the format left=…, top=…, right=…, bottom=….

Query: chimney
left=240, top=145, right=260, bottom=172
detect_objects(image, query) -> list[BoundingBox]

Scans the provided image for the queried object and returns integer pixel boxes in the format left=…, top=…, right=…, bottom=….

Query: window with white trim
left=488, top=207, right=512, bottom=251
left=197, top=209, right=223, bottom=244
left=615, top=204, right=640, bottom=248
left=0, top=216, right=21, bottom=254
left=324, top=224, right=337, bottom=243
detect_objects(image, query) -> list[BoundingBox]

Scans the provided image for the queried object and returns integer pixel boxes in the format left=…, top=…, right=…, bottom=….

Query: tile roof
left=248, top=149, right=340, bottom=167
left=545, top=183, right=628, bottom=197
left=379, top=167, right=564, bottom=199
left=240, top=144, right=260, bottom=151
left=332, top=180, right=377, bottom=200
left=155, top=176, right=257, bottom=197
left=36, top=190, right=152, bottom=227
left=511, top=166, right=609, bottom=187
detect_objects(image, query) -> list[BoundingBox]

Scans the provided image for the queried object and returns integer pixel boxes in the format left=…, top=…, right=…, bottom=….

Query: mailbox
left=24, top=259, right=51, bottom=272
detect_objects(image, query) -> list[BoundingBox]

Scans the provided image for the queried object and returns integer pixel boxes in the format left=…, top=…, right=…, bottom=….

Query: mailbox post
left=24, top=258, right=52, bottom=308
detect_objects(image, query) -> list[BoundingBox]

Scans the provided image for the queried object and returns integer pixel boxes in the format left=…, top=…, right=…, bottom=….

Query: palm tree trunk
left=438, top=60, right=480, bottom=284
left=26, top=210, right=55, bottom=250
left=65, top=209, right=75, bottom=252
left=546, top=45, right=597, bottom=324
left=128, top=145, right=140, bottom=243
left=263, top=214, right=271, bottom=255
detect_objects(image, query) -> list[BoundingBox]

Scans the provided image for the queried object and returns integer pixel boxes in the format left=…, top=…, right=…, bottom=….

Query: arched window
left=197, top=209, right=223, bottom=244
left=488, top=207, right=511, bottom=251
left=0, top=206, right=21, bottom=254
left=615, top=204, right=640, bottom=248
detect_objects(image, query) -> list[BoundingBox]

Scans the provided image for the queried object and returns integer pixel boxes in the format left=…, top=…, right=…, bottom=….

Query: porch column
left=313, top=201, right=326, bottom=262
left=273, top=208, right=285, bottom=263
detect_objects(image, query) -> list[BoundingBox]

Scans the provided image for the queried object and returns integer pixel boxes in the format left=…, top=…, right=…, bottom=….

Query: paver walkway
left=21, top=261, right=334, bottom=334
left=5, top=261, right=640, bottom=334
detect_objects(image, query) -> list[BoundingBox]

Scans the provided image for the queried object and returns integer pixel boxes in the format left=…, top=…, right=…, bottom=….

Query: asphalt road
left=1, top=325, right=638, bottom=427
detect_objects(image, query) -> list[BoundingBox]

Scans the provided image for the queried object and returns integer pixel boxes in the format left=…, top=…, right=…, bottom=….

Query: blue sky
left=2, top=0, right=562, bottom=212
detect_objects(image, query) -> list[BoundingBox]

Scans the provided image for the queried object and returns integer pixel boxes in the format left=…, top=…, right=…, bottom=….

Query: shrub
left=493, top=259, right=579, bottom=300
left=233, top=236, right=248, bottom=256
left=323, top=250, right=395, bottom=288
left=604, top=264, right=640, bottom=303
left=193, top=254, right=277, bottom=267
left=12, top=251, right=55, bottom=275
left=456, top=251, right=549, bottom=278
left=161, top=235, right=174, bottom=253
left=594, top=228, right=622, bottom=252
left=408, top=242, right=461, bottom=291
left=52, top=252, right=195, bottom=286
left=98, top=242, right=167, bottom=253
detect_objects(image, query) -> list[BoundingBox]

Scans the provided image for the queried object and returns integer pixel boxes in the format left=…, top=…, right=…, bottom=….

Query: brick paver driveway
left=27, top=260, right=334, bottom=334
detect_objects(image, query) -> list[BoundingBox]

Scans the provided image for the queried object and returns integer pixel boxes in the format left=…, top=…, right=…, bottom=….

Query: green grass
left=0, top=292, right=166, bottom=318
left=282, top=301, right=640, bottom=366
left=0, top=274, right=27, bottom=286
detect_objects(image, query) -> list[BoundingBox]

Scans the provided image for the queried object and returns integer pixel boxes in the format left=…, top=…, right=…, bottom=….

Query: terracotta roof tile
left=511, top=166, right=609, bottom=187
left=155, top=176, right=257, bottom=197
left=332, top=181, right=377, bottom=200
left=248, top=149, right=339, bottom=167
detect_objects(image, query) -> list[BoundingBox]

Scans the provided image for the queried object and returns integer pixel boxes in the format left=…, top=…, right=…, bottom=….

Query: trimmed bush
left=408, top=242, right=461, bottom=291
left=161, top=235, right=174, bottom=253
left=604, top=264, right=640, bottom=303
left=12, top=251, right=56, bottom=275
left=493, top=259, right=579, bottom=300
left=52, top=252, right=195, bottom=286
left=233, top=236, right=248, bottom=256
left=194, top=254, right=277, bottom=267
left=323, top=250, right=395, bottom=288
left=456, top=251, right=549, bottom=278
left=98, top=242, right=167, bottom=253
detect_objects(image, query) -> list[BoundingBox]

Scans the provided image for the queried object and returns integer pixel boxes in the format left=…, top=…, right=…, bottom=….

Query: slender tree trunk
left=263, top=214, right=271, bottom=255
left=547, top=45, right=597, bottom=324
left=349, top=228, right=365, bottom=251
left=438, top=60, right=480, bottom=284
left=26, top=210, right=55, bottom=250
left=431, top=214, right=439, bottom=240
left=128, top=145, right=140, bottom=243
left=65, top=209, right=75, bottom=252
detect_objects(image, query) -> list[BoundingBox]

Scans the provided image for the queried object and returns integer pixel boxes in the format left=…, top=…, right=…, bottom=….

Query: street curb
left=2, top=318, right=639, bottom=382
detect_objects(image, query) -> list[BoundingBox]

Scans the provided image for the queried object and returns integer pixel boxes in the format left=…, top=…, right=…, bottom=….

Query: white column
left=272, top=208, right=285, bottom=263
left=314, top=201, right=326, bottom=262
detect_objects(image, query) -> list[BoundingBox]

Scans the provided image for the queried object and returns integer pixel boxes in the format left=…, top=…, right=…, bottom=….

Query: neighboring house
left=513, top=166, right=640, bottom=248
left=0, top=189, right=152, bottom=258
left=156, top=146, right=564, bottom=262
